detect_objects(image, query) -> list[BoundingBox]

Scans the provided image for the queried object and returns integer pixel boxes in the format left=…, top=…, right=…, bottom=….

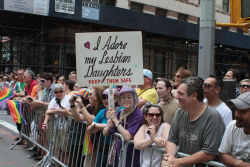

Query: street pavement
left=0, top=110, right=37, bottom=167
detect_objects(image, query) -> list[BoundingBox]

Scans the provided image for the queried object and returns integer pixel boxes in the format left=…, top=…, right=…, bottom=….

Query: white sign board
left=55, top=0, right=75, bottom=14
left=75, top=31, right=144, bottom=87
left=4, top=0, right=49, bottom=16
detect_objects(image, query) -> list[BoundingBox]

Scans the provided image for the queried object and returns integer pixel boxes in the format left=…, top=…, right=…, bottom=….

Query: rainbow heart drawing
left=84, top=41, right=90, bottom=49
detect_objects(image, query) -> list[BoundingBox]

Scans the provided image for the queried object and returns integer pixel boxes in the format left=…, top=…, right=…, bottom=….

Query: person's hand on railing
left=161, top=154, right=178, bottom=167
left=87, top=122, right=96, bottom=131
left=41, top=122, right=48, bottom=131
left=58, top=108, right=67, bottom=116
left=21, top=96, right=33, bottom=103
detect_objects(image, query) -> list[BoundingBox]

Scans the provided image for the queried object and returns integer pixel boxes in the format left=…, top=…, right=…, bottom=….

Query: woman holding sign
left=103, top=85, right=143, bottom=167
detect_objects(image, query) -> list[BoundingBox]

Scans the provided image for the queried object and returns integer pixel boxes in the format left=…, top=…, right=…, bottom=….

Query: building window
left=178, top=13, right=188, bottom=22
left=100, top=0, right=116, bottom=6
left=156, top=8, right=167, bottom=17
left=130, top=2, right=143, bottom=12
left=222, top=0, right=229, bottom=13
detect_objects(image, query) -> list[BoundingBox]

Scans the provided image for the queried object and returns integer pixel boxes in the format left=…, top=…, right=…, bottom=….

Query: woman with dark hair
left=134, top=104, right=170, bottom=167
left=174, top=67, right=191, bottom=89
left=103, top=85, right=143, bottom=167
left=64, top=79, right=74, bottom=96
left=69, top=86, right=105, bottom=124
left=67, top=87, right=105, bottom=167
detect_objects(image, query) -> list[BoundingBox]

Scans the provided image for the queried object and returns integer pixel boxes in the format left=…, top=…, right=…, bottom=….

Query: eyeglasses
left=240, top=84, right=250, bottom=89
left=40, top=80, right=45, bottom=83
left=54, top=90, right=64, bottom=94
left=203, top=83, right=215, bottom=88
left=102, top=94, right=108, bottom=100
left=147, top=113, right=161, bottom=118
left=17, top=73, right=24, bottom=75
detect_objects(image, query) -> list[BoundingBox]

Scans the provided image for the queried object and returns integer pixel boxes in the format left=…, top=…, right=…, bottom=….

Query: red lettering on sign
left=121, top=78, right=131, bottom=83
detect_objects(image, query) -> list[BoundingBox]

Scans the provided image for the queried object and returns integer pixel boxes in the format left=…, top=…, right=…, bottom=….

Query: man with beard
left=219, top=92, right=250, bottom=166
left=156, top=78, right=179, bottom=124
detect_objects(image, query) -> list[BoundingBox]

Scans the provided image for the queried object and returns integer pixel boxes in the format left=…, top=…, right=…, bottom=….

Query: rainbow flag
left=0, top=85, right=14, bottom=104
left=6, top=100, right=26, bottom=124
left=83, top=131, right=93, bottom=155
left=73, top=88, right=90, bottom=100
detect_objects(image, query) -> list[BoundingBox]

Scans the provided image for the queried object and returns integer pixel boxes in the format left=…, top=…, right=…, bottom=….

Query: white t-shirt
left=48, top=95, right=71, bottom=129
left=48, top=95, right=71, bottom=109
left=215, top=101, right=232, bottom=127
left=140, top=123, right=166, bottom=167
left=219, top=120, right=250, bottom=163
left=204, top=98, right=232, bottom=127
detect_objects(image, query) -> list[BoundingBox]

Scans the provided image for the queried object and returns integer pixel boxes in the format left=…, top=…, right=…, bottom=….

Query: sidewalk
left=0, top=110, right=37, bottom=167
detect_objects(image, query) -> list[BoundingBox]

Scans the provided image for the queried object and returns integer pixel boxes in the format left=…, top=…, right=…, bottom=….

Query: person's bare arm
left=134, top=125, right=153, bottom=150
left=136, top=98, right=147, bottom=109
left=175, top=151, right=215, bottom=166
left=221, top=153, right=250, bottom=167
left=87, top=122, right=107, bottom=134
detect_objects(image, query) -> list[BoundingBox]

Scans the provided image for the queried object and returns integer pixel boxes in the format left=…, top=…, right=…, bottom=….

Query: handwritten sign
left=75, top=31, right=144, bottom=87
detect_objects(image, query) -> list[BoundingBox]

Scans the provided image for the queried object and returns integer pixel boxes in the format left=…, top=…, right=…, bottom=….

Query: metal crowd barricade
left=10, top=102, right=127, bottom=167
left=10, top=103, right=50, bottom=153
left=46, top=114, right=125, bottom=167
left=10, top=103, right=54, bottom=167
left=122, top=140, right=227, bottom=167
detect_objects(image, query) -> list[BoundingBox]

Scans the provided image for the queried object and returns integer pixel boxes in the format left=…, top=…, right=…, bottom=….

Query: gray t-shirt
left=168, top=105, right=225, bottom=165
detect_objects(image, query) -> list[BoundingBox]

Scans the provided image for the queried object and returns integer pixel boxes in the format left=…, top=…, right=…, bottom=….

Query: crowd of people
left=0, top=67, right=249, bottom=167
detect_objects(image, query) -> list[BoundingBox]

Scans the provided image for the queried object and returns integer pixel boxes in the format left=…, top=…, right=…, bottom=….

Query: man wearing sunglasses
left=27, top=73, right=55, bottom=107
left=239, top=79, right=250, bottom=95
left=219, top=92, right=250, bottom=167
left=203, top=76, right=232, bottom=127
left=162, top=77, right=225, bottom=167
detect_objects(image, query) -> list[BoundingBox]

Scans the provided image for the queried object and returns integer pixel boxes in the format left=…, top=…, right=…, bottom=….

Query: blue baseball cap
left=143, top=69, right=152, bottom=79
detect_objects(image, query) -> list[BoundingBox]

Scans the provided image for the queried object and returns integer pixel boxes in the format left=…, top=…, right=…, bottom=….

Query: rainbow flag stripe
left=0, top=85, right=14, bottom=104
left=83, top=131, right=93, bottom=155
left=6, top=100, right=26, bottom=124
left=73, top=88, right=90, bottom=99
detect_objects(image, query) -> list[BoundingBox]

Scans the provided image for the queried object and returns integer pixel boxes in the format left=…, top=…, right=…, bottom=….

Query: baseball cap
left=143, top=69, right=152, bottom=79
left=228, top=92, right=250, bottom=110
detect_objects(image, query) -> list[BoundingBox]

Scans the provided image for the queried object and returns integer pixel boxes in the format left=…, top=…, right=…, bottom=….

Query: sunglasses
left=147, top=113, right=161, bottom=118
left=102, top=94, right=108, bottom=100
left=40, top=80, right=45, bottom=83
left=240, top=84, right=250, bottom=88
left=54, top=90, right=63, bottom=94
left=203, top=83, right=215, bottom=88
left=175, top=75, right=181, bottom=78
